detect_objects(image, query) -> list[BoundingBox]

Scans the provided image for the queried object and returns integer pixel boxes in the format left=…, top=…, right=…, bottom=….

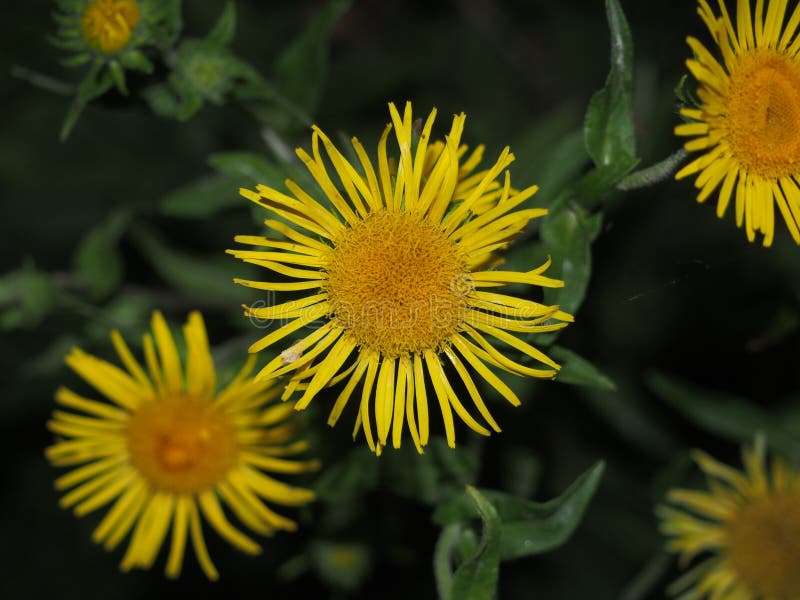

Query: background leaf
left=584, top=0, right=637, bottom=175
left=551, top=346, right=616, bottom=391
left=72, top=210, right=129, bottom=299
left=647, top=372, right=800, bottom=460
left=449, top=487, right=502, bottom=600
left=435, top=462, right=605, bottom=561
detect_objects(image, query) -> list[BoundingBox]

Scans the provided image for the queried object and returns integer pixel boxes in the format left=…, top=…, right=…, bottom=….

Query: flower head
left=46, top=311, right=318, bottom=580
left=52, top=0, right=178, bottom=68
left=80, top=0, right=141, bottom=54
left=676, top=0, right=800, bottom=246
left=658, top=437, right=800, bottom=599
left=228, top=102, right=572, bottom=455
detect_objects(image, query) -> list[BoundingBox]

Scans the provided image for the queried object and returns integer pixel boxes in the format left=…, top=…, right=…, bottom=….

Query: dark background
left=2, top=1, right=799, bottom=598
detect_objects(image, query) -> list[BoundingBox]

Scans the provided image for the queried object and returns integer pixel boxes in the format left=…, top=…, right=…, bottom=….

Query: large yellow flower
left=46, top=311, right=318, bottom=580
left=658, top=437, right=800, bottom=599
left=228, top=102, right=572, bottom=455
left=676, top=0, right=800, bottom=246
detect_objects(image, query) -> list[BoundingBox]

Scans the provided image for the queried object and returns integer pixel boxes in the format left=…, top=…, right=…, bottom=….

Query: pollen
left=727, top=51, right=800, bottom=178
left=127, top=395, right=237, bottom=494
left=324, top=210, right=471, bottom=357
left=81, top=0, right=140, bottom=54
left=724, top=490, right=800, bottom=599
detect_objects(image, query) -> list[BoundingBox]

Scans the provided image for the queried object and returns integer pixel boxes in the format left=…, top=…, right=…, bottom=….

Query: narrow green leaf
left=73, top=210, right=129, bottom=299
left=266, top=0, right=350, bottom=128
left=450, top=487, right=502, bottom=600
left=108, top=60, right=127, bottom=95
left=120, top=49, right=153, bottom=73
left=584, top=0, right=636, bottom=171
left=60, top=99, right=85, bottom=141
left=207, top=152, right=286, bottom=187
left=59, top=53, right=91, bottom=68
left=160, top=174, right=240, bottom=218
left=551, top=345, right=616, bottom=391
left=206, top=1, right=236, bottom=47
left=10, top=65, right=74, bottom=96
left=647, top=371, right=800, bottom=459
left=128, top=223, right=251, bottom=303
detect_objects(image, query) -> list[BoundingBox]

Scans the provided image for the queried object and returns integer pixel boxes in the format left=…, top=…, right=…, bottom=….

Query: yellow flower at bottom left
left=46, top=310, right=319, bottom=580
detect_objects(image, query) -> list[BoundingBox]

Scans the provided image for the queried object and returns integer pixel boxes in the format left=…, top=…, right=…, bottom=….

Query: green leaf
left=584, top=0, right=636, bottom=173
left=510, top=108, right=589, bottom=208
left=310, top=541, right=371, bottom=592
left=540, top=203, right=602, bottom=317
left=314, top=447, right=379, bottom=502
left=59, top=53, right=91, bottom=68
left=120, top=49, right=153, bottom=73
left=267, top=0, right=350, bottom=128
left=73, top=210, right=129, bottom=299
left=0, top=262, right=56, bottom=330
left=175, top=87, right=205, bottom=121
left=76, top=60, right=112, bottom=102
left=128, top=223, right=252, bottom=303
left=10, top=65, right=73, bottom=96
left=160, top=174, right=241, bottom=218
left=647, top=371, right=800, bottom=459
left=580, top=383, right=678, bottom=459
left=108, top=60, right=127, bottom=95
left=206, top=2, right=236, bottom=47
left=141, top=82, right=180, bottom=118
left=434, top=462, right=605, bottom=561
left=550, top=345, right=616, bottom=391
left=207, top=152, right=286, bottom=187
left=449, top=487, right=502, bottom=600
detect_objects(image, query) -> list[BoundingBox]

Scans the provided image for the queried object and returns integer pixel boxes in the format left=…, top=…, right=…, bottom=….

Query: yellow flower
left=228, top=102, right=572, bottom=455
left=81, top=0, right=141, bottom=54
left=676, top=0, right=800, bottom=246
left=46, top=311, right=319, bottom=580
left=658, top=437, right=800, bottom=599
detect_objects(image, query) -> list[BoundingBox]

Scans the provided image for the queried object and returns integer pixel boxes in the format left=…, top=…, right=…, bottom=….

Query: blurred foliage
left=3, top=0, right=800, bottom=599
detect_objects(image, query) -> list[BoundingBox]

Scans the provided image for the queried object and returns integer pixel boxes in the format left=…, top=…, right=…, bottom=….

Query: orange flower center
left=81, top=0, right=140, bottom=54
left=324, top=210, right=471, bottom=357
left=724, top=491, right=800, bottom=599
left=127, top=395, right=237, bottom=493
left=726, top=51, right=800, bottom=178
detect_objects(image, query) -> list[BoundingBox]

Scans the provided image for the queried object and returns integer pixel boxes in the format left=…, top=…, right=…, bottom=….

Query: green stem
left=616, top=148, right=688, bottom=191
left=434, top=523, right=462, bottom=600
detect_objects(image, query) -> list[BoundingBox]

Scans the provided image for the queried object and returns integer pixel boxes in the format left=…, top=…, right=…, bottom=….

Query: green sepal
left=206, top=1, right=236, bottom=47
left=120, top=49, right=154, bottom=73
left=108, top=60, right=128, bottom=95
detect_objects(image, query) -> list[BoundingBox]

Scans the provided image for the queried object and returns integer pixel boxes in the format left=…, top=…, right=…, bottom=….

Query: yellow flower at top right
left=676, top=0, right=800, bottom=247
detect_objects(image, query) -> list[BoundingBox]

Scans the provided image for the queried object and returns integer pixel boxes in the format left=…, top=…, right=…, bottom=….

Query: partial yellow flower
left=228, top=101, right=572, bottom=455
left=676, top=0, right=800, bottom=246
left=46, top=311, right=318, bottom=580
left=81, top=0, right=141, bottom=54
left=658, top=437, right=800, bottom=599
